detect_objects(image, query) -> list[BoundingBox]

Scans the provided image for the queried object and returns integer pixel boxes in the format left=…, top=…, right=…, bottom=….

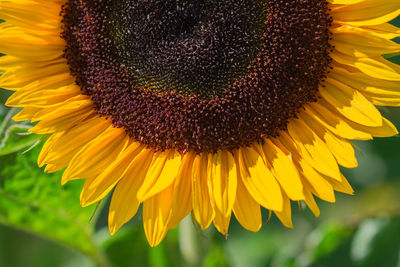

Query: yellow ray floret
left=0, top=0, right=399, bottom=247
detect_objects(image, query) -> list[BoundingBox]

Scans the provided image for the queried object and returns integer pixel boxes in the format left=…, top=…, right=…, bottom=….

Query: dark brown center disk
left=61, top=0, right=333, bottom=153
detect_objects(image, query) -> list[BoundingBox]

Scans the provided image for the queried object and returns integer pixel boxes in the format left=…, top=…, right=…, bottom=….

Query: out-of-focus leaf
left=0, top=108, right=42, bottom=156
left=320, top=181, right=400, bottom=224
left=298, top=222, right=354, bottom=267
left=148, top=242, right=169, bottom=267
left=101, top=223, right=182, bottom=267
left=0, top=146, right=98, bottom=259
left=0, top=224, right=93, bottom=267
left=351, top=217, right=400, bottom=267
left=225, top=230, right=278, bottom=267
left=101, top=226, right=149, bottom=267
left=203, top=242, right=228, bottom=267
left=0, top=88, right=11, bottom=104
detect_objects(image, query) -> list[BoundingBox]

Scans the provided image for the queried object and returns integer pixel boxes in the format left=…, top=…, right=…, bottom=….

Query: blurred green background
left=0, top=16, right=400, bottom=267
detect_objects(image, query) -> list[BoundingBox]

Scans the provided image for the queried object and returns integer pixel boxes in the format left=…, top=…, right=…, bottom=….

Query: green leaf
left=0, top=146, right=100, bottom=259
left=0, top=107, right=42, bottom=156
left=350, top=217, right=400, bottom=267
left=203, top=242, right=228, bottom=267
left=100, top=226, right=150, bottom=267
left=300, top=222, right=354, bottom=267
left=101, top=222, right=183, bottom=267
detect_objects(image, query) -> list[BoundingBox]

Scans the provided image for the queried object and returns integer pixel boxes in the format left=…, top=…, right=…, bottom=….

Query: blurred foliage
left=0, top=14, right=399, bottom=267
left=0, top=146, right=95, bottom=254
left=0, top=108, right=41, bottom=156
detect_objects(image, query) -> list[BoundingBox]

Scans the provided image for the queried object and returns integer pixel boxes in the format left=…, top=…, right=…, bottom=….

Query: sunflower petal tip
left=108, top=214, right=119, bottom=235
left=37, top=160, right=45, bottom=168
left=60, top=177, right=69, bottom=186
left=5, top=99, right=14, bottom=107
left=252, top=224, right=262, bottom=232
left=109, top=225, right=117, bottom=236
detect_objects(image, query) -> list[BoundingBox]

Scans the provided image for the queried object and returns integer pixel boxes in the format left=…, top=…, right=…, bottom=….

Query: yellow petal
left=347, top=117, right=398, bottom=137
left=37, top=131, right=62, bottom=167
left=213, top=209, right=231, bottom=235
left=299, top=112, right=358, bottom=168
left=297, top=158, right=336, bottom=203
left=80, top=142, right=145, bottom=206
left=332, top=26, right=400, bottom=57
left=29, top=99, right=94, bottom=134
left=143, top=185, right=174, bottom=247
left=330, top=67, right=400, bottom=98
left=192, top=153, right=214, bottom=229
left=274, top=194, right=293, bottom=228
left=262, top=139, right=304, bottom=200
left=363, top=23, right=400, bottom=39
left=330, top=174, right=355, bottom=195
left=303, top=189, right=320, bottom=217
left=232, top=172, right=262, bottom=232
left=237, top=145, right=283, bottom=211
left=0, top=26, right=64, bottom=59
left=10, top=86, right=81, bottom=108
left=2, top=63, right=70, bottom=94
left=332, top=0, right=400, bottom=26
left=211, top=151, right=238, bottom=217
left=332, top=52, right=400, bottom=81
left=0, top=1, right=61, bottom=30
left=137, top=150, right=181, bottom=201
left=320, top=78, right=383, bottom=127
left=168, top=152, right=196, bottom=229
left=328, top=0, right=364, bottom=4
left=306, top=103, right=373, bottom=140
left=62, top=126, right=129, bottom=184
left=39, top=116, right=109, bottom=169
left=108, top=149, right=154, bottom=234
left=287, top=120, right=341, bottom=181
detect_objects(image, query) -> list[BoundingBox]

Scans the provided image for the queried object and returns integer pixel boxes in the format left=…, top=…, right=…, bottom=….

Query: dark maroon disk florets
left=61, top=0, right=333, bottom=153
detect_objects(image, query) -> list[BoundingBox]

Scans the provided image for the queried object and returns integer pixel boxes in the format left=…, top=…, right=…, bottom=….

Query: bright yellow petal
left=237, top=145, right=283, bottom=211
left=299, top=112, right=358, bottom=168
left=168, top=152, right=196, bottom=229
left=262, top=139, right=304, bottom=200
left=192, top=153, right=215, bottom=229
left=232, top=173, right=262, bottom=232
left=286, top=120, right=341, bottom=181
left=320, top=78, right=383, bottom=127
left=62, top=126, right=129, bottom=184
left=297, top=158, right=336, bottom=203
left=274, top=194, right=293, bottom=228
left=306, top=103, right=373, bottom=140
left=332, top=0, right=400, bottom=26
left=38, top=116, right=109, bottom=170
left=80, top=142, right=145, bottom=206
left=137, top=150, right=182, bottom=201
left=303, top=189, right=320, bottom=217
left=108, top=149, right=154, bottom=234
left=143, top=185, right=174, bottom=247
left=213, top=208, right=231, bottom=235
left=211, top=151, right=237, bottom=217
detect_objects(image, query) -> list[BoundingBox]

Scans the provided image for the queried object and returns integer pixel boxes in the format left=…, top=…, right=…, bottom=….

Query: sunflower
left=1, top=0, right=400, bottom=247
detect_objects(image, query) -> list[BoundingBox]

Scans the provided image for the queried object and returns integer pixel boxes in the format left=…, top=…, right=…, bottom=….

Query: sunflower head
left=61, top=0, right=333, bottom=153
left=1, top=0, right=400, bottom=247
